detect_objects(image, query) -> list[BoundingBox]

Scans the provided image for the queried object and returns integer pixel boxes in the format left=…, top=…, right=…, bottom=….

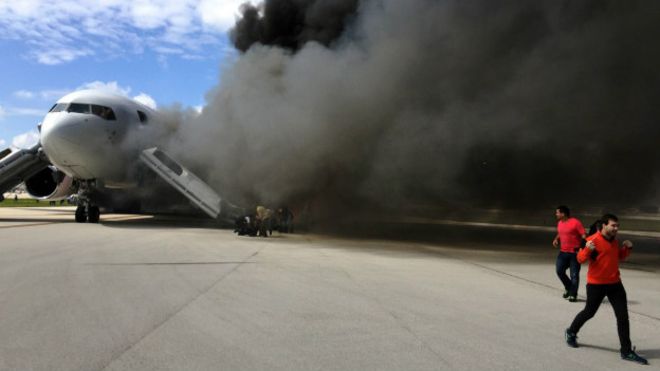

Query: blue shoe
left=621, top=347, right=648, bottom=365
left=562, top=290, right=569, bottom=299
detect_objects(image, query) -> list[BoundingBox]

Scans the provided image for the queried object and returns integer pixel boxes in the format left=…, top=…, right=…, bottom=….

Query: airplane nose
left=40, top=114, right=84, bottom=163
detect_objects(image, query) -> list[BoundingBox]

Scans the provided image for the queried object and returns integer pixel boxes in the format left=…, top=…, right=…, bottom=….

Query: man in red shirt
left=552, top=205, right=585, bottom=302
left=565, top=214, right=648, bottom=365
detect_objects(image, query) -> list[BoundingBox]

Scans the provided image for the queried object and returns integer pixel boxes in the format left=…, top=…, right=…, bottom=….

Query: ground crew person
left=565, top=214, right=648, bottom=365
left=255, top=206, right=273, bottom=237
left=276, top=207, right=294, bottom=233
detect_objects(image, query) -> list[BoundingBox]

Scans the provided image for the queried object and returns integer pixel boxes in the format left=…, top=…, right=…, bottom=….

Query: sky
left=0, top=0, right=251, bottom=149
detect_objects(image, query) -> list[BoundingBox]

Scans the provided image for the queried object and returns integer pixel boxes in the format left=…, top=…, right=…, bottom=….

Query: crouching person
left=234, top=215, right=257, bottom=236
left=256, top=206, right=273, bottom=237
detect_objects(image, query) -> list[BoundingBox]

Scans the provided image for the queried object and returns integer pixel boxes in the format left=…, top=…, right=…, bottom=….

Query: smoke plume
left=168, top=0, right=660, bottom=216
left=230, top=0, right=359, bottom=52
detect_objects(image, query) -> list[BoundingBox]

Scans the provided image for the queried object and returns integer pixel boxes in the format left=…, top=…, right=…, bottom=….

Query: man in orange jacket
left=564, top=214, right=648, bottom=365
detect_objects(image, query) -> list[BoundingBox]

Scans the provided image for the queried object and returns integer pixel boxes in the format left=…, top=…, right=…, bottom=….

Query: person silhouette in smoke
left=256, top=206, right=273, bottom=237
left=276, top=207, right=294, bottom=233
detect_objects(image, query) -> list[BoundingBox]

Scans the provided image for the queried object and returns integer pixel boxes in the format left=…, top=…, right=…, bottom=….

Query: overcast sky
left=0, top=0, right=252, bottom=149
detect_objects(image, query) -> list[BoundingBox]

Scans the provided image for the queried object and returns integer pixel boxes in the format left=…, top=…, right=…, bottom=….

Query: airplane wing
left=0, top=144, right=50, bottom=200
left=139, top=147, right=243, bottom=220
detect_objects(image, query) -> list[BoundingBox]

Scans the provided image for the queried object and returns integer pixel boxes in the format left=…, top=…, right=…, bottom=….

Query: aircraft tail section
left=140, top=147, right=230, bottom=219
left=0, top=144, right=50, bottom=199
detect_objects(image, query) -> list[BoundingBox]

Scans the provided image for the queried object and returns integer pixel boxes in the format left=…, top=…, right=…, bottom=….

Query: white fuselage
left=40, top=90, right=156, bottom=187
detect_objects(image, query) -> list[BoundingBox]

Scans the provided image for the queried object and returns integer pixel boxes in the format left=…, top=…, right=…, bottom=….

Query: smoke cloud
left=230, top=0, right=359, bottom=52
left=166, top=0, right=660, bottom=216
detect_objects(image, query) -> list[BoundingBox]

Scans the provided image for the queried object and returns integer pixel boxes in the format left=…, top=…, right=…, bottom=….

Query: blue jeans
left=556, top=251, right=580, bottom=296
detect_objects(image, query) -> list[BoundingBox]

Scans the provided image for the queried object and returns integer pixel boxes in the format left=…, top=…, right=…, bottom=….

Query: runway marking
left=398, top=218, right=556, bottom=232
left=99, top=247, right=264, bottom=371
left=85, top=261, right=256, bottom=266
left=422, top=245, right=660, bottom=323
left=102, top=215, right=154, bottom=222
left=400, top=218, right=660, bottom=238
left=338, top=265, right=452, bottom=367
left=0, top=222, right=59, bottom=229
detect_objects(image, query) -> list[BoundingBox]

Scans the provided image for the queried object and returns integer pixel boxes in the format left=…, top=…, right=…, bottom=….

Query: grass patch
left=0, top=199, right=69, bottom=207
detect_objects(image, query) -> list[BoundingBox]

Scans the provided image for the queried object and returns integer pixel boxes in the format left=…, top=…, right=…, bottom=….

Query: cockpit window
left=61, top=102, right=116, bottom=120
left=67, top=103, right=91, bottom=114
left=137, top=110, right=148, bottom=123
left=49, top=103, right=68, bottom=113
left=92, top=104, right=116, bottom=120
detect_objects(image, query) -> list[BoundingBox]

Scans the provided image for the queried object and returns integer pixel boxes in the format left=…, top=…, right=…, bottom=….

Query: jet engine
left=24, top=167, right=76, bottom=200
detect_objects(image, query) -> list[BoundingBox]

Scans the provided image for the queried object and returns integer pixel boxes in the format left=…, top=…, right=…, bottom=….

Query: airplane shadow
left=96, top=215, right=660, bottom=270
left=0, top=217, right=73, bottom=223
left=7, top=207, right=74, bottom=214
left=5, top=209, right=659, bottom=270
left=100, top=215, right=227, bottom=230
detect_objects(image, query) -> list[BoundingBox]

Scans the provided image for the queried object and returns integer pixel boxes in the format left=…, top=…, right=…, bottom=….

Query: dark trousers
left=568, top=282, right=631, bottom=354
left=556, top=251, right=580, bottom=296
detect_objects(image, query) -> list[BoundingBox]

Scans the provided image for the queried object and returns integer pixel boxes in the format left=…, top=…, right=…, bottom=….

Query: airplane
left=0, top=89, right=243, bottom=223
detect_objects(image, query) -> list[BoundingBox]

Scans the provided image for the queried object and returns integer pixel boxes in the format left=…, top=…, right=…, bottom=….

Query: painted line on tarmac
left=404, top=218, right=660, bottom=238
left=423, top=245, right=660, bottom=323
left=0, top=222, right=59, bottom=229
left=98, top=247, right=264, bottom=370
left=404, top=218, right=556, bottom=232
left=85, top=261, right=256, bottom=266
left=102, top=215, right=154, bottom=222
left=472, top=260, right=660, bottom=322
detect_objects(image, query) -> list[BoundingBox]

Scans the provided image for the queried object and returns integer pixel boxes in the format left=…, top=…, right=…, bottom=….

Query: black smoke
left=230, top=0, right=359, bottom=52
left=168, top=0, right=660, bottom=218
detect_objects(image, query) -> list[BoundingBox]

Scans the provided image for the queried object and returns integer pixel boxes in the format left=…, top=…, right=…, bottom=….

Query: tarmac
left=0, top=207, right=658, bottom=371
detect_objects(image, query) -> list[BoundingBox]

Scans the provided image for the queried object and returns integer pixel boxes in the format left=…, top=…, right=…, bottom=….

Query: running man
left=565, top=214, right=648, bottom=365
left=553, top=205, right=586, bottom=302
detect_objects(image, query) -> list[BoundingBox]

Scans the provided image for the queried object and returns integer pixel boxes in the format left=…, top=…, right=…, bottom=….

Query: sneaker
left=621, top=347, right=648, bottom=365
left=562, top=290, right=569, bottom=299
left=568, top=296, right=577, bottom=302
left=565, top=329, right=578, bottom=348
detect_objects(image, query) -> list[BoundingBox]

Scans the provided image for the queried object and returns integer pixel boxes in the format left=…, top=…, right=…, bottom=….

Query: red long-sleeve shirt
left=577, top=231, right=631, bottom=284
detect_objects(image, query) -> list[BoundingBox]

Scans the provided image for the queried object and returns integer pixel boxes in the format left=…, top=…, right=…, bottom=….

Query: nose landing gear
left=74, top=180, right=100, bottom=223
left=88, top=205, right=100, bottom=223
left=75, top=205, right=86, bottom=223
left=75, top=205, right=100, bottom=223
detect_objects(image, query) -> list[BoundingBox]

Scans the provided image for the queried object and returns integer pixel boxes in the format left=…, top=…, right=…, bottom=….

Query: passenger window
left=137, top=110, right=148, bottom=123
left=92, top=105, right=117, bottom=120
left=153, top=150, right=183, bottom=176
left=49, top=103, right=68, bottom=113
left=67, top=103, right=91, bottom=114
